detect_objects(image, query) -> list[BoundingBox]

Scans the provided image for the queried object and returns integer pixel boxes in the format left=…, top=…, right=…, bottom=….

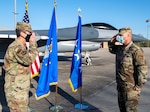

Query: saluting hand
left=110, top=35, right=117, bottom=43
left=30, top=32, right=36, bottom=42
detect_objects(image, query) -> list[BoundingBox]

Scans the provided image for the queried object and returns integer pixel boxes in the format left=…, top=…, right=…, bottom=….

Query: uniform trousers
left=5, top=74, right=30, bottom=112
left=117, top=86, right=141, bottom=112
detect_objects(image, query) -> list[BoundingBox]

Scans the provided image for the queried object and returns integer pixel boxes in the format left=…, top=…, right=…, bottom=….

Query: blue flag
left=35, top=7, right=58, bottom=100
left=68, top=15, right=82, bottom=92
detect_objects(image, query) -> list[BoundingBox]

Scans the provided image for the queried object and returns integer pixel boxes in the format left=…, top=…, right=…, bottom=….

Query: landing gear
left=84, top=52, right=92, bottom=66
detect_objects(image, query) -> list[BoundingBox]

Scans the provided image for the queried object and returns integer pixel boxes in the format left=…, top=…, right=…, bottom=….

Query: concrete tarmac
left=0, top=47, right=150, bottom=112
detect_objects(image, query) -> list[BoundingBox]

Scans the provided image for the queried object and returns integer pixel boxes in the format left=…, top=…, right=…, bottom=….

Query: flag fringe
left=35, top=91, right=50, bottom=100
left=30, top=72, right=39, bottom=79
left=50, top=82, right=58, bottom=86
left=68, top=78, right=81, bottom=92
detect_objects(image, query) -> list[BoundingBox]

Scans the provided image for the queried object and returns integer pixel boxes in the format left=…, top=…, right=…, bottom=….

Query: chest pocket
left=122, top=53, right=133, bottom=70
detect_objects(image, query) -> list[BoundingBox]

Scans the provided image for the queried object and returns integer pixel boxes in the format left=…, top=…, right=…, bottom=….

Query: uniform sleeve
left=14, top=41, right=38, bottom=66
left=29, top=41, right=38, bottom=63
left=133, top=48, right=148, bottom=88
left=108, top=41, right=117, bottom=54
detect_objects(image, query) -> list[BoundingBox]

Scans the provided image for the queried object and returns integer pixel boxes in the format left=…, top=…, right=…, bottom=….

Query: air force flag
left=35, top=7, right=58, bottom=100
left=68, top=15, right=82, bottom=92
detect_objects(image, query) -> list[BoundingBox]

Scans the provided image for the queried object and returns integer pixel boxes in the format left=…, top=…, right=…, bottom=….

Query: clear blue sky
left=0, top=0, right=150, bottom=38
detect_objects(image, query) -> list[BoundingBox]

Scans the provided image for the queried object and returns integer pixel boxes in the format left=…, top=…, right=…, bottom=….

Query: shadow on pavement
left=55, top=86, right=103, bottom=112
left=32, top=76, right=103, bottom=112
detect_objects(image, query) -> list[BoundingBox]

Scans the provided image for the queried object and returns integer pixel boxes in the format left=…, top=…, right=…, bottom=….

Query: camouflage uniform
left=4, top=23, right=38, bottom=112
left=109, top=41, right=148, bottom=112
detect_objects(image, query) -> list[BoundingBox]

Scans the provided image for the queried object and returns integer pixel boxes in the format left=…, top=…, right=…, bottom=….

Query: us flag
left=22, top=2, right=30, bottom=23
left=23, top=2, right=40, bottom=78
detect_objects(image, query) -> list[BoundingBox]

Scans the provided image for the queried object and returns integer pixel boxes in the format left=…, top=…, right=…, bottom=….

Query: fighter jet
left=0, top=22, right=147, bottom=65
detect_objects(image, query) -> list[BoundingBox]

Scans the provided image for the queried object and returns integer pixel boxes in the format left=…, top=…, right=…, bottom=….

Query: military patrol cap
left=118, top=27, right=132, bottom=35
left=16, top=22, right=32, bottom=32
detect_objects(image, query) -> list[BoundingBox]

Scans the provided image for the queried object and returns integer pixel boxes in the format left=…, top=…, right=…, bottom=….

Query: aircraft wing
left=132, top=34, right=148, bottom=42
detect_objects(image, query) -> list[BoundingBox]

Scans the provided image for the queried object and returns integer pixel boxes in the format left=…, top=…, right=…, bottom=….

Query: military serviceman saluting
left=108, top=27, right=148, bottom=112
left=4, top=22, right=38, bottom=112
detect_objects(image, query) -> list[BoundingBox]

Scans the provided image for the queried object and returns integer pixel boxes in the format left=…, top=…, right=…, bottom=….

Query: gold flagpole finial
left=54, top=0, right=57, bottom=7
left=78, top=8, right=82, bottom=17
left=25, top=1, right=28, bottom=11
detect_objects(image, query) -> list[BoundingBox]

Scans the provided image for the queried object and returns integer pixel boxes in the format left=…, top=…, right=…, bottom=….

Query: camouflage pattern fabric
left=109, top=41, right=148, bottom=112
left=117, top=87, right=140, bottom=112
left=4, top=39, right=38, bottom=112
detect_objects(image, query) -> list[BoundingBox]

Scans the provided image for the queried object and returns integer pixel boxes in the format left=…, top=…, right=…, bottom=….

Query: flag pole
left=80, top=87, right=83, bottom=108
left=55, top=84, right=58, bottom=107
left=49, top=0, right=63, bottom=111
left=50, top=84, right=63, bottom=111
left=75, top=88, right=88, bottom=109
left=74, top=8, right=88, bottom=109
